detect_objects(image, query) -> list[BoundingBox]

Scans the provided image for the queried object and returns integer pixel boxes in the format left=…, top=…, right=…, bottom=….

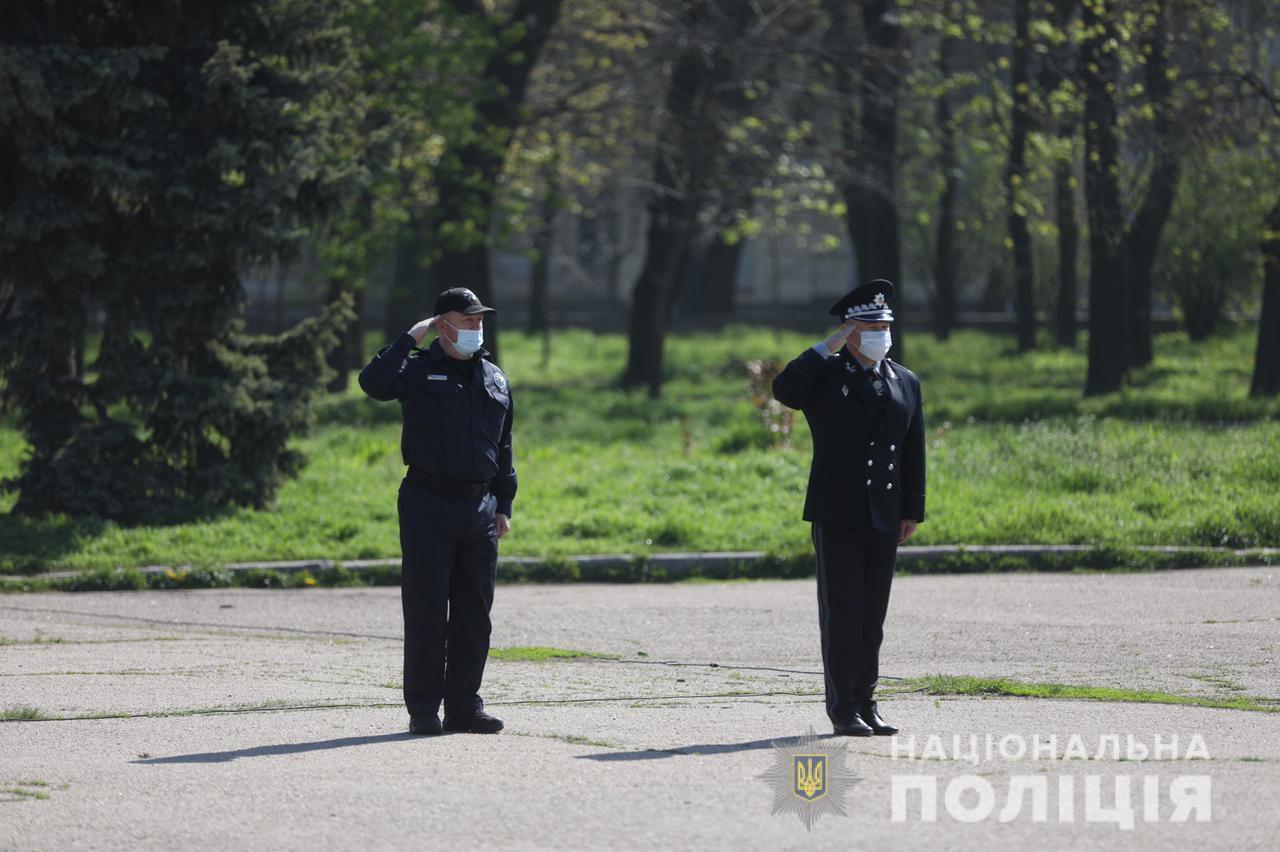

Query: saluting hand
left=496, top=513, right=511, bottom=539
left=408, top=315, right=438, bottom=344
left=820, top=321, right=856, bottom=355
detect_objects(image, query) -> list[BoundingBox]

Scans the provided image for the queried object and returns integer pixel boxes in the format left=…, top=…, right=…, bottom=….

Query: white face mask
left=858, top=330, right=891, bottom=362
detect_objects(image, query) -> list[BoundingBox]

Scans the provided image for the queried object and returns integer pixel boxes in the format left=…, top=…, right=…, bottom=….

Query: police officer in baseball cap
left=359, top=287, right=516, bottom=736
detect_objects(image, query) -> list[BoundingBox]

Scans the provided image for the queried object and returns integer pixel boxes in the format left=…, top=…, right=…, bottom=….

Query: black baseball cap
left=434, top=287, right=497, bottom=316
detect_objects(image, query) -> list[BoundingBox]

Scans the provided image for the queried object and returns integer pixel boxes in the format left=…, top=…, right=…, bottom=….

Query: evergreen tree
left=0, top=0, right=358, bottom=521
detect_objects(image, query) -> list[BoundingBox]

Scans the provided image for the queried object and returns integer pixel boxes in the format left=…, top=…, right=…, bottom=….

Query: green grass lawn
left=1, top=325, right=1277, bottom=573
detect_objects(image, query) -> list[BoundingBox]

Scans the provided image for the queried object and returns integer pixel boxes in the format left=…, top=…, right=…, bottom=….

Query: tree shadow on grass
left=0, top=497, right=244, bottom=574
left=0, top=514, right=106, bottom=575
left=577, top=734, right=815, bottom=762
left=132, top=732, right=420, bottom=764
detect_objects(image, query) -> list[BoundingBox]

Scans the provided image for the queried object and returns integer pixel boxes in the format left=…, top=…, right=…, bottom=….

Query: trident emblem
left=794, top=755, right=827, bottom=801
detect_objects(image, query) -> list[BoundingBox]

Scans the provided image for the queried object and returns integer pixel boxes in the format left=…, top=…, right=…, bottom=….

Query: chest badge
left=841, top=384, right=849, bottom=397
left=872, top=378, right=884, bottom=394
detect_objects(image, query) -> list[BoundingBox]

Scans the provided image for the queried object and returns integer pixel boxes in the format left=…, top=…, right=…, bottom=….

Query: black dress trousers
left=812, top=522, right=898, bottom=724
left=398, top=481, right=499, bottom=718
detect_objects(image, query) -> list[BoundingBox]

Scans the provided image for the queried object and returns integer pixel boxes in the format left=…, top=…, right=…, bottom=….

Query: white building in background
left=241, top=196, right=870, bottom=333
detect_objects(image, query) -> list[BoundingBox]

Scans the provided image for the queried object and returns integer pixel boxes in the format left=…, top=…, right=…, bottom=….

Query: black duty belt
left=406, top=467, right=489, bottom=498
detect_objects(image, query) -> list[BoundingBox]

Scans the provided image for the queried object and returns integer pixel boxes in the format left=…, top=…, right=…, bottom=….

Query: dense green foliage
left=0, top=0, right=359, bottom=520
left=2, top=0, right=1279, bottom=529
left=0, top=327, right=1275, bottom=574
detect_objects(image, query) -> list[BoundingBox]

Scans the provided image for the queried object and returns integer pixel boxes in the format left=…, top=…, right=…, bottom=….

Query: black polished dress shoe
left=859, top=701, right=899, bottom=736
left=409, top=714, right=442, bottom=736
left=443, top=711, right=504, bottom=734
left=833, top=713, right=874, bottom=737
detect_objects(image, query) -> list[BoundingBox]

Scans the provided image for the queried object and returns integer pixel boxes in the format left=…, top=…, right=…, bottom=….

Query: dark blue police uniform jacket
left=773, top=347, right=925, bottom=534
left=358, top=333, right=517, bottom=516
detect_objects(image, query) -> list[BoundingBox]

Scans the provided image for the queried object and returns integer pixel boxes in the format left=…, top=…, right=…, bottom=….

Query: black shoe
left=833, top=713, right=874, bottom=737
left=409, top=714, right=442, bottom=736
left=443, top=711, right=504, bottom=734
left=859, top=701, right=899, bottom=736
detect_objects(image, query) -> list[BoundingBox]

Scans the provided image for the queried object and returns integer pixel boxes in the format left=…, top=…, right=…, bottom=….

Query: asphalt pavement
left=2, top=567, right=1278, bottom=850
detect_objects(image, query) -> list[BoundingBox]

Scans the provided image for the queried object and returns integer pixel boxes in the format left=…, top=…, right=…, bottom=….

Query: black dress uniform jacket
left=773, top=346, right=925, bottom=533
left=358, top=333, right=517, bottom=515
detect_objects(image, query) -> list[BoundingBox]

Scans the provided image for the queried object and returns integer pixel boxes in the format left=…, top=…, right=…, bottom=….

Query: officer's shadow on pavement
left=135, top=734, right=828, bottom=765
left=578, top=735, right=813, bottom=762
left=132, top=733, right=417, bottom=765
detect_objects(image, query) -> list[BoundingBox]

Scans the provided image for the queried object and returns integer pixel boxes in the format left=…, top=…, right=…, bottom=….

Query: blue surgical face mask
left=440, top=319, right=481, bottom=355
left=452, top=326, right=483, bottom=356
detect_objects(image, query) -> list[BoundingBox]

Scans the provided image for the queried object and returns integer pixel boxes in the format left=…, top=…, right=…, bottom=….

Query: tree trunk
left=1177, top=278, right=1224, bottom=341
left=1039, top=0, right=1080, bottom=348
left=982, top=264, right=1010, bottom=312
left=324, top=281, right=364, bottom=393
left=326, top=279, right=347, bottom=392
left=933, top=13, right=959, bottom=342
left=830, top=0, right=906, bottom=361
left=528, top=156, right=561, bottom=335
left=422, top=0, right=564, bottom=366
left=385, top=228, right=428, bottom=341
left=605, top=206, right=623, bottom=309
left=1081, top=0, right=1128, bottom=395
left=348, top=287, right=364, bottom=371
left=622, top=0, right=744, bottom=396
left=695, top=229, right=744, bottom=317
left=622, top=52, right=707, bottom=395
left=425, top=137, right=506, bottom=359
left=622, top=208, right=694, bottom=400
left=1125, top=4, right=1179, bottom=369
left=1009, top=0, right=1036, bottom=352
left=528, top=233, right=552, bottom=336
left=1250, top=198, right=1280, bottom=397
left=1053, top=160, right=1079, bottom=347
left=623, top=210, right=693, bottom=396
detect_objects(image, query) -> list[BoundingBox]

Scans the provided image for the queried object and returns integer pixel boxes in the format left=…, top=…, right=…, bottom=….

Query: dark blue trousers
left=811, top=523, right=898, bottom=724
left=397, top=479, right=498, bottom=718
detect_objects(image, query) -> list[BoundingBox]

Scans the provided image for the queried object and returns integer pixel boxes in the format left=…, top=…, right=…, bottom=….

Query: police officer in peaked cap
left=772, top=279, right=925, bottom=737
left=359, top=287, right=516, bottom=736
